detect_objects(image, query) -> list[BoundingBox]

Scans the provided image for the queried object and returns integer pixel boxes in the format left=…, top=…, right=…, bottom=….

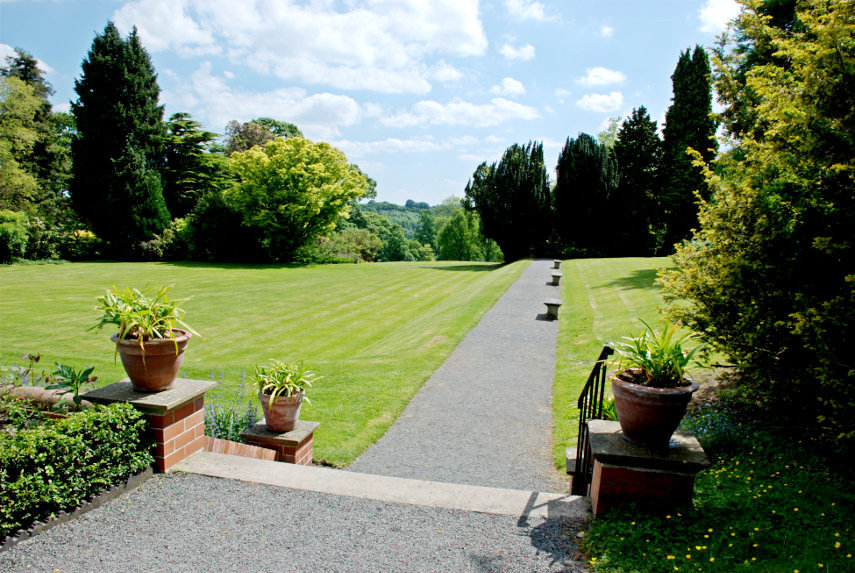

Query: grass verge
left=0, top=260, right=528, bottom=465
left=552, top=257, right=674, bottom=470
left=582, top=404, right=855, bottom=572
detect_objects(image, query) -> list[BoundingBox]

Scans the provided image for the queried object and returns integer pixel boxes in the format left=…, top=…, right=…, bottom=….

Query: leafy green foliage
left=609, top=320, right=705, bottom=388
left=0, top=209, right=29, bottom=263
left=554, top=133, right=618, bottom=256
left=660, top=0, right=855, bottom=447
left=0, top=403, right=153, bottom=538
left=204, top=399, right=260, bottom=442
left=91, top=285, right=198, bottom=341
left=0, top=77, right=42, bottom=213
left=45, top=363, right=97, bottom=411
left=227, top=137, right=368, bottom=261
left=437, top=209, right=485, bottom=261
left=250, top=360, right=320, bottom=407
left=465, top=141, right=551, bottom=261
left=70, top=22, right=168, bottom=251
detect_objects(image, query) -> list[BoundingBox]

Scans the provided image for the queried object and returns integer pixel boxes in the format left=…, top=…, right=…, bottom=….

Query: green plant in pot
left=91, top=285, right=199, bottom=392
left=608, top=320, right=704, bottom=448
left=250, top=360, right=320, bottom=433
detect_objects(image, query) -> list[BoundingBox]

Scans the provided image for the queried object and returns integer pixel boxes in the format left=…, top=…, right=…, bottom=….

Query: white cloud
left=576, top=67, right=626, bottom=87
left=166, top=62, right=366, bottom=140
left=382, top=97, right=540, bottom=128
left=505, top=0, right=553, bottom=22
left=490, top=77, right=526, bottom=97
left=114, top=0, right=487, bottom=94
left=333, top=136, right=446, bottom=156
left=576, top=91, right=624, bottom=113
left=500, top=43, right=535, bottom=61
left=555, top=88, right=571, bottom=103
left=698, top=0, right=741, bottom=34
left=432, top=61, right=463, bottom=82
left=599, top=25, right=614, bottom=38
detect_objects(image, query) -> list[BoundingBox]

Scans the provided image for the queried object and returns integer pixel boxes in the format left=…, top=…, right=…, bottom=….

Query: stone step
left=174, top=451, right=589, bottom=521
left=565, top=447, right=577, bottom=475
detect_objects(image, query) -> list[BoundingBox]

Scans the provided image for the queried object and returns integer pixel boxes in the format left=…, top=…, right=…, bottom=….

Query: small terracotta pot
left=112, top=329, right=190, bottom=392
left=611, top=370, right=699, bottom=448
left=258, top=391, right=304, bottom=433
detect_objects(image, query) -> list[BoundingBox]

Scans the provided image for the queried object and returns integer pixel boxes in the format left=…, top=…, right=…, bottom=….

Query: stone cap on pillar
left=588, top=419, right=711, bottom=474
left=83, top=378, right=216, bottom=415
left=241, top=421, right=320, bottom=447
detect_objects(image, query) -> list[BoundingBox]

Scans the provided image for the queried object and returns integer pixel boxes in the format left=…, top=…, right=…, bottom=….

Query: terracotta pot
left=611, top=370, right=699, bottom=448
left=112, top=329, right=190, bottom=392
left=258, top=391, right=304, bottom=433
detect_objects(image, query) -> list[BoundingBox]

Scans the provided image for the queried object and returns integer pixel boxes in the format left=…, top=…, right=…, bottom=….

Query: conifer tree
left=464, top=141, right=550, bottom=261
left=660, top=45, right=718, bottom=250
left=71, top=22, right=169, bottom=248
left=553, top=133, right=618, bottom=256
left=611, top=106, right=663, bottom=255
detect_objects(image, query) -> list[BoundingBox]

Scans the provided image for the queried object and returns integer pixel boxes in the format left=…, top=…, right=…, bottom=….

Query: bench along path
left=349, top=258, right=567, bottom=493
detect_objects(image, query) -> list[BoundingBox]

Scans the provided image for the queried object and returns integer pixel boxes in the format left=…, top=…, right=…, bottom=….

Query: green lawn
left=0, top=259, right=528, bottom=465
left=552, top=257, right=675, bottom=470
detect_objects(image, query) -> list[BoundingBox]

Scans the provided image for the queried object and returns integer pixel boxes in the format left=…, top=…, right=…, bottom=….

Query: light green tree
left=227, top=137, right=368, bottom=260
left=660, top=0, right=855, bottom=446
left=0, top=77, right=41, bottom=212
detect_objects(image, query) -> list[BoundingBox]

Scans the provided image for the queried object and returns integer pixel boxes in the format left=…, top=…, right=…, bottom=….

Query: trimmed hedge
left=0, top=402, right=153, bottom=538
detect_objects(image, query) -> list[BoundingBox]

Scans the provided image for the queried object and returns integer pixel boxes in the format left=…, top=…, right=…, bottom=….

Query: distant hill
left=359, top=199, right=432, bottom=238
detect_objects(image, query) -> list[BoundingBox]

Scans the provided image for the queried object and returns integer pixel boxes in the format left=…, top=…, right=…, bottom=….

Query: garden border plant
left=0, top=402, right=154, bottom=539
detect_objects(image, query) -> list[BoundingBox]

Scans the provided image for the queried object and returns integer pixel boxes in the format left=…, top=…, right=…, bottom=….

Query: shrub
left=0, top=209, right=28, bottom=263
left=204, top=400, right=260, bottom=442
left=56, top=229, right=101, bottom=260
left=0, top=403, right=153, bottom=538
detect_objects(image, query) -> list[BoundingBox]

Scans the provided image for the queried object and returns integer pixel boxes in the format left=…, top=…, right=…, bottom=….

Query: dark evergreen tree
left=162, top=112, right=229, bottom=218
left=71, top=22, right=169, bottom=249
left=554, top=133, right=618, bottom=256
left=464, top=141, right=550, bottom=261
left=660, top=45, right=718, bottom=250
left=611, top=106, right=663, bottom=255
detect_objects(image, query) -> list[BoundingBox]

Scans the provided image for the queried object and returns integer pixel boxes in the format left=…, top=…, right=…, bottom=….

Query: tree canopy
left=226, top=137, right=369, bottom=260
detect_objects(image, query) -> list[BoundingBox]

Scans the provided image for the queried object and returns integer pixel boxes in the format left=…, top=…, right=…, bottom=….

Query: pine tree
left=71, top=22, right=169, bottom=249
left=611, top=106, right=664, bottom=255
left=660, top=45, right=718, bottom=250
left=553, top=133, right=618, bottom=256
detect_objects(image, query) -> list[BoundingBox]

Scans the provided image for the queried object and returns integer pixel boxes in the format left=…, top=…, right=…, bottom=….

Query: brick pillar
left=586, top=419, right=711, bottom=517
left=241, top=421, right=319, bottom=465
left=84, top=378, right=216, bottom=473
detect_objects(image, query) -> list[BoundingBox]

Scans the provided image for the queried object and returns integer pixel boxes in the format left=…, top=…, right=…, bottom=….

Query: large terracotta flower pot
left=112, top=329, right=190, bottom=392
left=258, top=392, right=304, bottom=433
left=611, top=370, right=699, bottom=448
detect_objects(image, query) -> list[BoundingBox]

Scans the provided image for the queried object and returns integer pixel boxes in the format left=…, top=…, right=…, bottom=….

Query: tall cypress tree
left=464, top=141, right=550, bottom=261
left=554, top=133, right=618, bottom=256
left=71, top=22, right=168, bottom=249
left=660, top=45, right=718, bottom=250
left=611, top=106, right=663, bottom=255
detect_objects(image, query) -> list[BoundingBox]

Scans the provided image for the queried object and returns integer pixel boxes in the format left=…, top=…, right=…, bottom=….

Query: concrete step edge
left=173, top=451, right=590, bottom=521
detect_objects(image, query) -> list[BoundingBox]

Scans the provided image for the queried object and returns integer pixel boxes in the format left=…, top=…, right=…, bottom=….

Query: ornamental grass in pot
left=608, top=320, right=704, bottom=448
left=251, top=360, right=320, bottom=433
left=91, top=286, right=199, bottom=392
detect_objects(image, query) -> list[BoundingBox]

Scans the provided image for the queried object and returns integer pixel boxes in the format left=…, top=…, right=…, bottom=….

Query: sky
left=0, top=0, right=741, bottom=206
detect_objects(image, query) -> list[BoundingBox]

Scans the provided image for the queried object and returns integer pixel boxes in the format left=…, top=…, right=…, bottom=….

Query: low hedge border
left=0, top=402, right=154, bottom=540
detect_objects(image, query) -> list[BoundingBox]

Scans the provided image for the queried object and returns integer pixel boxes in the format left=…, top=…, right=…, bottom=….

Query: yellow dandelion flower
left=752, top=557, right=757, bottom=561
left=753, top=544, right=758, bottom=548
left=667, top=555, right=676, bottom=560
left=818, top=564, right=824, bottom=568
left=710, top=558, right=715, bottom=563
left=794, top=507, right=799, bottom=512
left=686, top=555, right=691, bottom=560
left=704, top=535, right=710, bottom=539
left=836, top=533, right=841, bottom=537
left=696, top=546, right=702, bottom=551
left=754, top=528, right=759, bottom=531
left=835, top=542, right=841, bottom=549
left=667, top=515, right=671, bottom=519
left=708, top=528, right=713, bottom=533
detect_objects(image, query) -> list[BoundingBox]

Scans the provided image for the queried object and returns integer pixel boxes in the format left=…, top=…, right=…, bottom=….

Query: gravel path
left=350, top=259, right=566, bottom=493
left=0, top=473, right=587, bottom=573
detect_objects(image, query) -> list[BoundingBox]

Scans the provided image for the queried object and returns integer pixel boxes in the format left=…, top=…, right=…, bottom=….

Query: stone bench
left=553, top=259, right=562, bottom=270
left=544, top=298, right=562, bottom=320
left=550, top=271, right=563, bottom=286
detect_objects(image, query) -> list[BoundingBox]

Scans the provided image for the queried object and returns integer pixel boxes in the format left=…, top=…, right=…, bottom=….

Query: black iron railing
left=571, top=345, right=614, bottom=496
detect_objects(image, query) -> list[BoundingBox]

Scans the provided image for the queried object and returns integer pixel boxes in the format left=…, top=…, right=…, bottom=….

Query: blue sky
left=0, top=0, right=740, bottom=205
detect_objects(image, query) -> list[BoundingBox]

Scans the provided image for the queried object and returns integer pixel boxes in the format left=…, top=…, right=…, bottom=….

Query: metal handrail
left=571, top=345, right=614, bottom=496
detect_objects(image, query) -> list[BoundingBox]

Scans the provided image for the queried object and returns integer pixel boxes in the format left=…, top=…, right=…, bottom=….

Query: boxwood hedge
left=0, top=402, right=153, bottom=538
